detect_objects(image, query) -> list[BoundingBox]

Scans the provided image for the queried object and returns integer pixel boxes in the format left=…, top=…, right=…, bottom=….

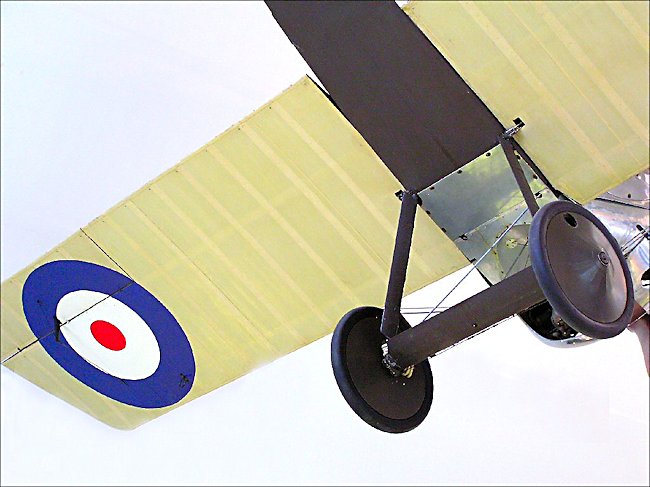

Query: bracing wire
left=418, top=207, right=530, bottom=324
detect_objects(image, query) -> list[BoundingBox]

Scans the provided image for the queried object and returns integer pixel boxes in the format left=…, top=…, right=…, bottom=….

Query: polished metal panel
left=495, top=224, right=534, bottom=279
left=454, top=190, right=556, bottom=284
left=418, top=145, right=547, bottom=242
left=586, top=169, right=650, bottom=309
left=600, top=171, right=650, bottom=207
left=528, top=328, right=596, bottom=348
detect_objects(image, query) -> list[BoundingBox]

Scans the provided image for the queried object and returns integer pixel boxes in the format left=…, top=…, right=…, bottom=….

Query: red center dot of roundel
left=90, top=320, right=126, bottom=351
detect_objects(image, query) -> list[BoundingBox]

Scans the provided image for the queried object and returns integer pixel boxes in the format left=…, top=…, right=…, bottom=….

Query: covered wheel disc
left=529, top=201, right=634, bottom=339
left=331, top=306, right=433, bottom=433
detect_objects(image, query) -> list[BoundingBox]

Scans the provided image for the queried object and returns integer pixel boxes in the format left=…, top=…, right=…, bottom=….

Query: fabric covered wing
left=404, top=1, right=649, bottom=204
left=0, top=77, right=467, bottom=429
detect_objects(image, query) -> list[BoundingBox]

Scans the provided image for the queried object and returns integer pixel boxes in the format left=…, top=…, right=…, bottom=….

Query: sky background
left=1, top=2, right=648, bottom=485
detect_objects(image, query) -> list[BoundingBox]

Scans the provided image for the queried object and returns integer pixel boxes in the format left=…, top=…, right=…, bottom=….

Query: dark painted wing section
left=266, top=1, right=504, bottom=191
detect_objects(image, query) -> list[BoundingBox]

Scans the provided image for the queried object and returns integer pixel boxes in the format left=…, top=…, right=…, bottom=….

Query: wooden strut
left=379, top=188, right=546, bottom=370
left=499, top=134, right=541, bottom=216
left=381, top=190, right=420, bottom=338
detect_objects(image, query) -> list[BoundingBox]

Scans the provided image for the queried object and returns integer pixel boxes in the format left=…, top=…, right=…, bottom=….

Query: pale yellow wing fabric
left=1, top=77, right=467, bottom=429
left=405, top=1, right=649, bottom=203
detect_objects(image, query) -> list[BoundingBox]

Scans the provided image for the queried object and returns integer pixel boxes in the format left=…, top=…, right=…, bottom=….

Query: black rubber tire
left=529, top=201, right=634, bottom=339
left=331, top=306, right=433, bottom=433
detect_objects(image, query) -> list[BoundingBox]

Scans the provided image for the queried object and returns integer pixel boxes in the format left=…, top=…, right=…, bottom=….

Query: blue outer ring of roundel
left=22, top=260, right=195, bottom=409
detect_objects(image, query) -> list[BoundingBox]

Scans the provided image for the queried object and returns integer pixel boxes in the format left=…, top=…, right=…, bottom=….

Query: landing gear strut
left=331, top=194, right=634, bottom=433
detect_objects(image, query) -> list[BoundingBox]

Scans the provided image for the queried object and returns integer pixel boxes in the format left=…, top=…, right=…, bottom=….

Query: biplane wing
left=265, top=1, right=649, bottom=433
left=403, top=1, right=649, bottom=203
left=0, top=77, right=467, bottom=429
left=2, top=1, right=648, bottom=431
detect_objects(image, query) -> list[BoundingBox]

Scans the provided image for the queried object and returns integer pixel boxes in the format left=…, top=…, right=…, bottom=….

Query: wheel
left=529, top=201, right=634, bottom=339
left=331, top=306, right=433, bottom=433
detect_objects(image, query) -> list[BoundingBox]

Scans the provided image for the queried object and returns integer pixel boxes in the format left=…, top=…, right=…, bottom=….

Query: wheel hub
left=529, top=200, right=634, bottom=339
left=331, top=306, right=433, bottom=433
left=598, top=250, right=610, bottom=267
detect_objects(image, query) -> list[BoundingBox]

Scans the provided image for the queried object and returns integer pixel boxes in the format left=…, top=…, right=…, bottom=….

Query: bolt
left=598, top=250, right=610, bottom=266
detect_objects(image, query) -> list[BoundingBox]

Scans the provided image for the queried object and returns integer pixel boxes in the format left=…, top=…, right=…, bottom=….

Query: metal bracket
left=54, top=316, right=62, bottom=342
left=503, top=117, right=525, bottom=138
left=381, top=342, right=403, bottom=376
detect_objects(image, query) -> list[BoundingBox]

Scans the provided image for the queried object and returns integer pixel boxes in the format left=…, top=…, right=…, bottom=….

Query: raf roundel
left=22, top=260, right=195, bottom=409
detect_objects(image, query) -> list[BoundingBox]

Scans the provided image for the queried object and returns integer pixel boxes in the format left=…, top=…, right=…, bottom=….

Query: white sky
left=1, top=2, right=648, bottom=485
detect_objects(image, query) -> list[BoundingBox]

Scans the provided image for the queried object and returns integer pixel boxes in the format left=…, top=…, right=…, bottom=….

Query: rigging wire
left=419, top=207, right=529, bottom=324
left=1, top=283, right=133, bottom=365
left=620, top=224, right=649, bottom=256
